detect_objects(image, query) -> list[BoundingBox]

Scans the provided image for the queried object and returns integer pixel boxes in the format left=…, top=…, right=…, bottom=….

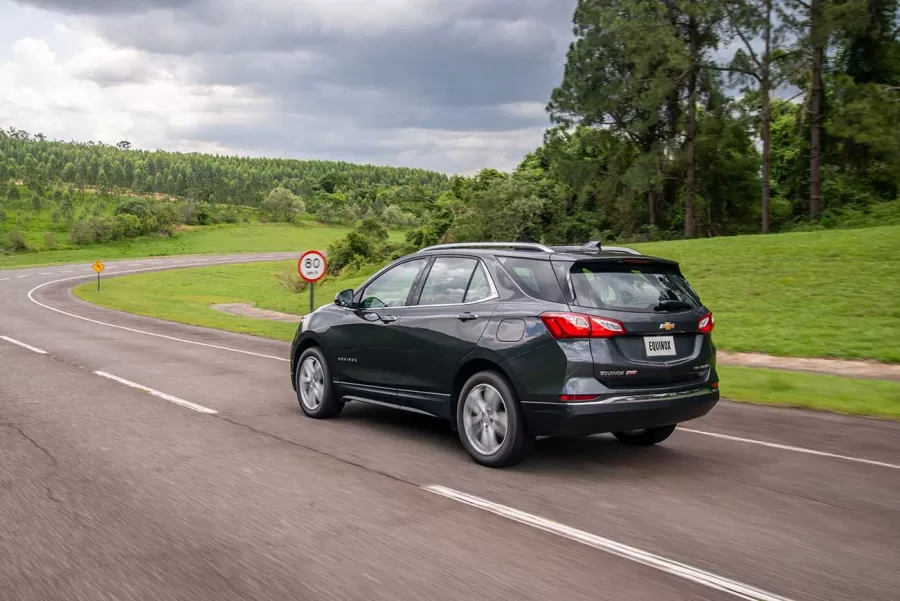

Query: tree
left=260, top=187, right=305, bottom=222
left=719, top=0, right=794, bottom=232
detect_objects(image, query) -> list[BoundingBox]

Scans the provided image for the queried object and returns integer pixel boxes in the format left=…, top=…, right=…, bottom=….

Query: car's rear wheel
left=457, top=371, right=533, bottom=468
left=613, top=424, right=677, bottom=446
left=296, top=347, right=344, bottom=418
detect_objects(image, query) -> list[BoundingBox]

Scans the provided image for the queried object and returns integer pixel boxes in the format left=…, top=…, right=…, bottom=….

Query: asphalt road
left=1, top=254, right=898, bottom=601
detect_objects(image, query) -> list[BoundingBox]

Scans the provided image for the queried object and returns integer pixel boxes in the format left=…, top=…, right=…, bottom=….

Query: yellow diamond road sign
left=92, top=261, right=105, bottom=273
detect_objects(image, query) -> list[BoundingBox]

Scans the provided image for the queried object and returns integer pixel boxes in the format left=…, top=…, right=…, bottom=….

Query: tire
left=613, top=424, right=677, bottom=446
left=295, top=346, right=344, bottom=419
left=456, top=370, right=533, bottom=468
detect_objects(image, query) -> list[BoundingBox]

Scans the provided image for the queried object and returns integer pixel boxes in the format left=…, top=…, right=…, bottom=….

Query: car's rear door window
left=570, top=263, right=701, bottom=312
left=418, top=257, right=480, bottom=306
left=463, top=263, right=493, bottom=303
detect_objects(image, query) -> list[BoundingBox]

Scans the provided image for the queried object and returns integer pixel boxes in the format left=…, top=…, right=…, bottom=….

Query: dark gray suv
left=290, top=241, right=719, bottom=467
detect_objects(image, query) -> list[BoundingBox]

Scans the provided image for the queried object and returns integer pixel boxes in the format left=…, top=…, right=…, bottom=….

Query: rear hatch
left=556, top=256, right=714, bottom=389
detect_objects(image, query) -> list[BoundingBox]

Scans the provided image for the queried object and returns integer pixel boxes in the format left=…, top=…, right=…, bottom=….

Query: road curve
left=1, top=255, right=898, bottom=601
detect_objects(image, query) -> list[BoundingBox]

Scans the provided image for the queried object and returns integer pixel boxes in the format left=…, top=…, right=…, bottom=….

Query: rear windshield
left=569, top=263, right=701, bottom=313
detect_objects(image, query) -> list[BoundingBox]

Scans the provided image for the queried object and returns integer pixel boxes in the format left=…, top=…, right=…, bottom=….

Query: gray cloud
left=12, top=0, right=578, bottom=173
left=13, top=0, right=201, bottom=15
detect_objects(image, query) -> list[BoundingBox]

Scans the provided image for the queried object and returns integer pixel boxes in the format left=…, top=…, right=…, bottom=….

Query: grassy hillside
left=74, top=224, right=900, bottom=363
left=1, top=223, right=403, bottom=270
left=631, top=225, right=900, bottom=362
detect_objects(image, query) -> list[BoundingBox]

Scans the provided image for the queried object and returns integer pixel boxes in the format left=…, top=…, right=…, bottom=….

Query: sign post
left=92, top=260, right=105, bottom=290
left=297, top=250, right=327, bottom=315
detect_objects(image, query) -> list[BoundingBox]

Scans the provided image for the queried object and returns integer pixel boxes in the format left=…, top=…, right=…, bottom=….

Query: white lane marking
left=61, top=270, right=72, bottom=274
left=39, top=272, right=52, bottom=275
left=18, top=274, right=30, bottom=278
left=681, top=428, right=900, bottom=470
left=425, top=485, right=795, bottom=601
left=27, top=259, right=291, bottom=362
left=94, top=371, right=218, bottom=414
left=0, top=277, right=9, bottom=282
left=0, top=335, right=48, bottom=354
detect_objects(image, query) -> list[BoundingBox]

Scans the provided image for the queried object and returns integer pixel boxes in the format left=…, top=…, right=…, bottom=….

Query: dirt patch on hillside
left=718, top=351, right=900, bottom=381
left=211, top=303, right=303, bottom=323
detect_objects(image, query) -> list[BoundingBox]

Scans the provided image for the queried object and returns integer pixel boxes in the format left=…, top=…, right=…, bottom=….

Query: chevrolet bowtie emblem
left=660, top=322, right=675, bottom=331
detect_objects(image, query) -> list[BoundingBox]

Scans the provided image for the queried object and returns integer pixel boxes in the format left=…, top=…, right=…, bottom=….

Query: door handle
left=380, top=314, right=398, bottom=323
left=457, top=312, right=479, bottom=322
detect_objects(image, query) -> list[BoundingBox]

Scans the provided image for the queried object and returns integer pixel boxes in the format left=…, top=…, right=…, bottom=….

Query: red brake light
left=698, top=311, right=715, bottom=334
left=589, top=316, right=626, bottom=337
left=540, top=312, right=626, bottom=339
left=560, top=394, right=599, bottom=402
left=540, top=312, right=592, bottom=339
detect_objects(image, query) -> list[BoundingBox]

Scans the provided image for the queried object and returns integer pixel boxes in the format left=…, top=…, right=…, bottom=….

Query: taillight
left=560, top=394, right=599, bottom=402
left=698, top=311, right=715, bottom=334
left=540, top=312, right=626, bottom=339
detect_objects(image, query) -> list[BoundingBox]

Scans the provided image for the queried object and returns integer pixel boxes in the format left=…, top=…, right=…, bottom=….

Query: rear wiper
left=653, top=299, right=693, bottom=312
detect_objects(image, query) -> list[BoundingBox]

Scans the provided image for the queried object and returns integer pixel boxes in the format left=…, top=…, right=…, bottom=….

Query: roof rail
left=418, top=242, right=555, bottom=253
left=603, top=246, right=641, bottom=255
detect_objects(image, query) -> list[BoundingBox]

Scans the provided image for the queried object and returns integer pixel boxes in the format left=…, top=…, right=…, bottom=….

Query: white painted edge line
left=424, top=485, right=795, bottom=601
left=680, top=428, right=900, bottom=470
left=0, top=277, right=9, bottom=282
left=94, top=371, right=218, bottom=415
left=27, top=259, right=291, bottom=362
left=0, top=335, right=48, bottom=354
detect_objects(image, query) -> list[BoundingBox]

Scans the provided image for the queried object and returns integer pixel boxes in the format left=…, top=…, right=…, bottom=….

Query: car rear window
left=569, top=263, right=701, bottom=313
left=497, top=257, right=566, bottom=304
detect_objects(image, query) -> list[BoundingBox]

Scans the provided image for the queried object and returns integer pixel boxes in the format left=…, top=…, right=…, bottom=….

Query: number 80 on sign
left=298, top=250, right=327, bottom=283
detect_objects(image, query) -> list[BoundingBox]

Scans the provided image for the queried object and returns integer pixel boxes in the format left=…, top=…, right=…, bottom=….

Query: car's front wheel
left=612, top=424, right=677, bottom=446
left=295, top=346, right=344, bottom=418
left=456, top=371, right=533, bottom=468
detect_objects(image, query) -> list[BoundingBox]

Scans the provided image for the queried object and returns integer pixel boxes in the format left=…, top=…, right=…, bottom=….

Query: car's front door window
left=359, top=258, right=427, bottom=309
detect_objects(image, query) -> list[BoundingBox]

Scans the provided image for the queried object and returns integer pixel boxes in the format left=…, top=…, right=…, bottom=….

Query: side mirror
left=334, top=288, right=355, bottom=308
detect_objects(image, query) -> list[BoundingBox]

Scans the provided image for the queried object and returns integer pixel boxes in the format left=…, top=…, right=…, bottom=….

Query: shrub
left=43, top=232, right=57, bottom=248
left=276, top=266, right=309, bottom=294
left=115, top=213, right=143, bottom=238
left=7, top=230, right=27, bottom=251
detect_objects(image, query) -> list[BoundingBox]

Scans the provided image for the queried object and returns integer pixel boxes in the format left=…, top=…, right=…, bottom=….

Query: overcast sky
left=0, top=0, right=578, bottom=174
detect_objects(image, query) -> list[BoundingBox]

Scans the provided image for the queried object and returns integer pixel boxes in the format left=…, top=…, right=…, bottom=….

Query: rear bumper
left=521, top=387, right=719, bottom=437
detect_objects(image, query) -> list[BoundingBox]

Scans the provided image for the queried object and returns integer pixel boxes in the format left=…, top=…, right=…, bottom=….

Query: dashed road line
left=94, top=371, right=218, bottom=414
left=17, top=275, right=30, bottom=278
left=424, top=485, right=796, bottom=601
left=0, top=277, right=9, bottom=282
left=0, top=335, right=48, bottom=354
left=680, top=428, right=900, bottom=470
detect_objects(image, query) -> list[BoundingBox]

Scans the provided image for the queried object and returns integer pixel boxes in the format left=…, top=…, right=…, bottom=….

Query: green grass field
left=631, top=225, right=900, bottom=362
left=1, top=223, right=406, bottom=270
left=717, top=366, right=900, bottom=419
left=75, top=259, right=376, bottom=341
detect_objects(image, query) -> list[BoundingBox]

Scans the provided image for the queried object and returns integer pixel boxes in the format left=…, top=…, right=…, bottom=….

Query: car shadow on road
left=334, top=402, right=700, bottom=478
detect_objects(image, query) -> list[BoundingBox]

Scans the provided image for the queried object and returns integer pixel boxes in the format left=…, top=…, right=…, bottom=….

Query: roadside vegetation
left=76, top=222, right=900, bottom=363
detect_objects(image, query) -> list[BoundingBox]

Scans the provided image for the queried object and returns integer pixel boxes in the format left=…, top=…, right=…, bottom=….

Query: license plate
left=644, top=335, right=676, bottom=357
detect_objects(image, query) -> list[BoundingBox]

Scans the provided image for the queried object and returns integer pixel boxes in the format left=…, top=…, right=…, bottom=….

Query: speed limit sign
left=298, top=250, right=327, bottom=283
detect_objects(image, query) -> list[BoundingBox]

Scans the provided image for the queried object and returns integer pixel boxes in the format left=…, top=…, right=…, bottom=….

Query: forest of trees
left=1, top=0, right=898, bottom=252
left=412, top=0, right=898, bottom=245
